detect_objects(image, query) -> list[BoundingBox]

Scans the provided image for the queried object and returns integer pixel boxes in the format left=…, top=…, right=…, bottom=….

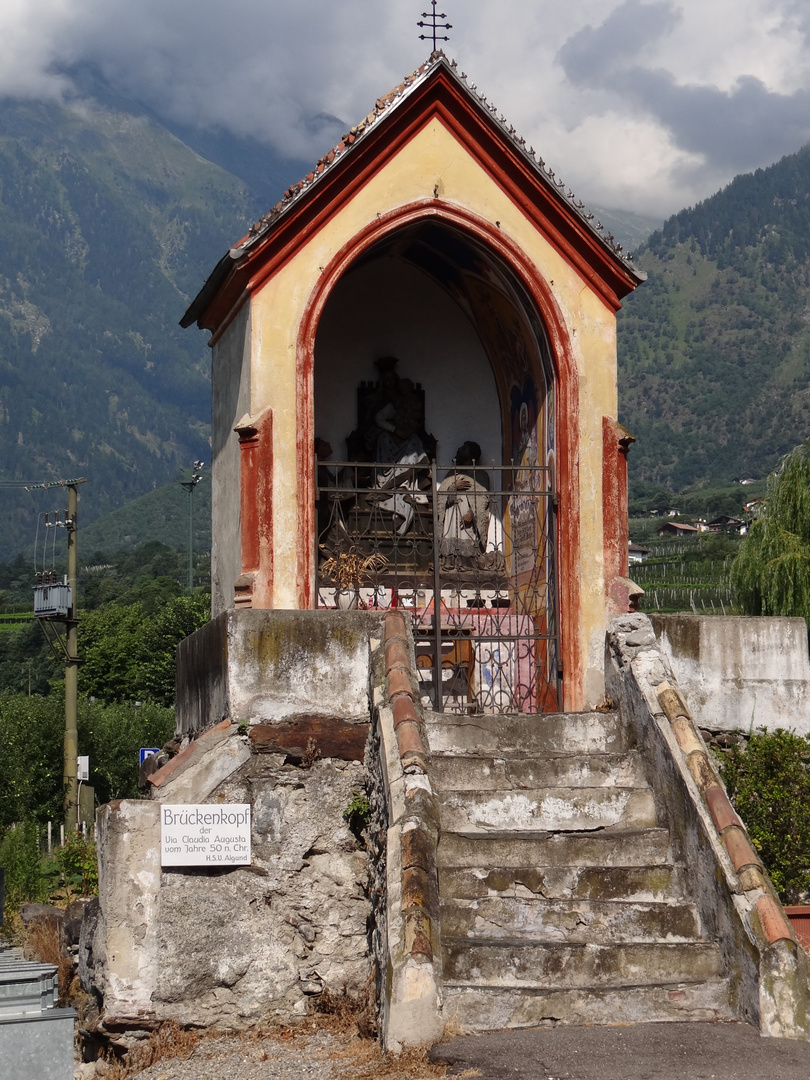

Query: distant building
left=706, top=515, right=746, bottom=535
left=628, top=542, right=650, bottom=564
left=656, top=521, right=699, bottom=536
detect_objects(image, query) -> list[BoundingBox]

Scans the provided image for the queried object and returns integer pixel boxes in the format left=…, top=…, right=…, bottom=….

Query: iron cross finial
left=417, top=1, right=451, bottom=50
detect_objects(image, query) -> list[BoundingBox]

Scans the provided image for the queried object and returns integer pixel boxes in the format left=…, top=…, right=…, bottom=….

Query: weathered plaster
left=176, top=609, right=379, bottom=737
left=237, top=117, right=618, bottom=705
left=651, top=615, right=810, bottom=736
left=211, top=305, right=251, bottom=617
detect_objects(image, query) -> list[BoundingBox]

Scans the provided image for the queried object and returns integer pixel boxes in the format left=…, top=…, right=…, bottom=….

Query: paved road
left=429, top=1022, right=810, bottom=1079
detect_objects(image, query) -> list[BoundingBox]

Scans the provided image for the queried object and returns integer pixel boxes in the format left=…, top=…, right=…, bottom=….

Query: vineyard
left=629, top=528, right=741, bottom=614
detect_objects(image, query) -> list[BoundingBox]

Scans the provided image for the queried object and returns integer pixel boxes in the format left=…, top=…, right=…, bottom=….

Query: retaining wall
left=607, top=613, right=810, bottom=1041
left=650, top=615, right=810, bottom=736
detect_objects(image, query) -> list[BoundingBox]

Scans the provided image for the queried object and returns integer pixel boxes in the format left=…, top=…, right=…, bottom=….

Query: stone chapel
left=88, top=53, right=809, bottom=1052
left=181, top=50, right=644, bottom=712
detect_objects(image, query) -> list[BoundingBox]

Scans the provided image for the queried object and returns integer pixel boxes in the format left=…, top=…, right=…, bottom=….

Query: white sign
left=160, top=804, right=251, bottom=867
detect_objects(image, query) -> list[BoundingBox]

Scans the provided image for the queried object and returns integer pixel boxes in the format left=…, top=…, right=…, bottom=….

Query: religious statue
left=360, top=357, right=435, bottom=466
left=437, top=441, right=493, bottom=569
left=346, top=357, right=436, bottom=535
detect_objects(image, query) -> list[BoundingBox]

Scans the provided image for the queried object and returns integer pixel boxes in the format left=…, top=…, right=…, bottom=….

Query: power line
left=0, top=477, right=87, bottom=490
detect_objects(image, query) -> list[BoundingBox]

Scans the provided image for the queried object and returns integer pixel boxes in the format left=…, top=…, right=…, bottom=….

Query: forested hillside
left=618, top=145, right=810, bottom=493
left=0, top=93, right=305, bottom=557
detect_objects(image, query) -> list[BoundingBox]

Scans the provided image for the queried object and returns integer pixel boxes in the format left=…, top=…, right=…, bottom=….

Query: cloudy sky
left=3, top=0, right=810, bottom=217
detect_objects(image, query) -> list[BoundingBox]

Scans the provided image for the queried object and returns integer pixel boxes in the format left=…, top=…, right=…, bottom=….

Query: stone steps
left=437, top=828, right=673, bottom=869
left=429, top=751, right=648, bottom=791
left=436, top=786, right=657, bottom=834
left=439, top=863, right=681, bottom=903
left=442, top=939, right=724, bottom=989
left=441, top=897, right=701, bottom=943
left=441, top=979, right=736, bottom=1031
left=424, top=711, right=632, bottom=756
left=428, top=709, right=733, bottom=1030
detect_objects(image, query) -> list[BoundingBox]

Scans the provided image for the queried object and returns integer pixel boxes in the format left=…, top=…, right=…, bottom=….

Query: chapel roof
left=182, top=51, right=644, bottom=330
left=243, top=51, right=638, bottom=263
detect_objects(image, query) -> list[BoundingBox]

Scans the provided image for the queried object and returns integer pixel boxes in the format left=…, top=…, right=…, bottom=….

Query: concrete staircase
left=426, top=710, right=736, bottom=1031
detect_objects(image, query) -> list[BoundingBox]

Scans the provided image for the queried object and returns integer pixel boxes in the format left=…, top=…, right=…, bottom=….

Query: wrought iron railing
left=315, top=460, right=559, bottom=714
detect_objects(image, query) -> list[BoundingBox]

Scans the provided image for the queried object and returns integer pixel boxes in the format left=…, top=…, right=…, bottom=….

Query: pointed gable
left=182, top=51, right=643, bottom=336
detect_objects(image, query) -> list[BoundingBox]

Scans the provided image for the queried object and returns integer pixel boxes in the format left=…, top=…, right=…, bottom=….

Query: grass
left=23, top=916, right=74, bottom=1002
left=103, top=1021, right=199, bottom=1079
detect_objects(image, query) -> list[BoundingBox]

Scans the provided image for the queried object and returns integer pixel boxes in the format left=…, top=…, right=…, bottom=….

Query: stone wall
left=92, top=734, right=372, bottom=1033
left=650, top=615, right=810, bottom=737
left=607, top=613, right=810, bottom=1041
left=92, top=610, right=385, bottom=1036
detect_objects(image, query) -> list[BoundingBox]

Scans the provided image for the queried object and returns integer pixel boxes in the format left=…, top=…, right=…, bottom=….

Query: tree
left=0, top=691, right=175, bottom=828
left=717, top=728, right=810, bottom=903
left=731, top=442, right=810, bottom=618
left=79, top=592, right=210, bottom=705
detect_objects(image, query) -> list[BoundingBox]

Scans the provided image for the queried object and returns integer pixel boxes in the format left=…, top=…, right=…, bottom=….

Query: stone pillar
left=603, top=416, right=641, bottom=617
left=233, top=407, right=273, bottom=608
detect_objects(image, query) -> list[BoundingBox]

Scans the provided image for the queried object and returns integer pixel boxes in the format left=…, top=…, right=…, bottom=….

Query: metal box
left=33, top=582, right=72, bottom=617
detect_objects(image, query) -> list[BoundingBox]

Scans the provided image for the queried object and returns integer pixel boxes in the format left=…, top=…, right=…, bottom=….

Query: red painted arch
left=295, top=199, right=583, bottom=708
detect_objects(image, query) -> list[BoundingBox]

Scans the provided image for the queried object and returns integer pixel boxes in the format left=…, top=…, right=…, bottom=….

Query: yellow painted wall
left=246, top=116, right=619, bottom=704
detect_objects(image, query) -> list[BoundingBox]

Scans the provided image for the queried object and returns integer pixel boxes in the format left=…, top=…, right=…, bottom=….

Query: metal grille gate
left=315, top=460, right=560, bottom=714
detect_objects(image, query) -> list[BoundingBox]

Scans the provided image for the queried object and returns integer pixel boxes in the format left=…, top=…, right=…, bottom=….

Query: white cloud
left=1, top=0, right=809, bottom=216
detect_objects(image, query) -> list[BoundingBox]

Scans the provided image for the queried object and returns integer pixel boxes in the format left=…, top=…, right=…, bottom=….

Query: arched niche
left=313, top=220, right=555, bottom=473
left=311, top=219, right=564, bottom=713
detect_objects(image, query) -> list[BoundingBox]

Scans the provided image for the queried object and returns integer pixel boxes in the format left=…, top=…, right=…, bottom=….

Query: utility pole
left=8, top=476, right=88, bottom=835
left=63, top=481, right=79, bottom=835
left=180, top=461, right=204, bottom=592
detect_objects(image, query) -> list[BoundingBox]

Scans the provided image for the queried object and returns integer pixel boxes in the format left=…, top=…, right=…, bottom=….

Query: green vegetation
left=619, top=144, right=810, bottom=493
left=731, top=442, right=810, bottom=619
left=628, top=479, right=765, bottom=524
left=0, top=541, right=208, bottom=829
left=0, top=822, right=99, bottom=934
left=80, top=592, right=209, bottom=705
left=343, top=791, right=371, bottom=843
left=0, top=541, right=211, bottom=698
left=0, top=94, right=254, bottom=558
left=0, top=692, right=175, bottom=828
left=0, top=821, right=49, bottom=910
left=633, top=533, right=740, bottom=614
left=716, top=729, right=810, bottom=904
left=51, top=830, right=99, bottom=897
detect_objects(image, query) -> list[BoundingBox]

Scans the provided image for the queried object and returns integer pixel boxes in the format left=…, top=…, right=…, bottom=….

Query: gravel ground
left=77, top=1022, right=448, bottom=1080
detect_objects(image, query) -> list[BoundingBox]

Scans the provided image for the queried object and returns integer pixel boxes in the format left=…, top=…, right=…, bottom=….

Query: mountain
left=0, top=87, right=309, bottom=558
left=5, top=67, right=803, bottom=557
left=60, top=63, right=318, bottom=215
left=591, top=206, right=662, bottom=254
left=79, top=475, right=212, bottom=556
left=618, top=144, right=810, bottom=493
